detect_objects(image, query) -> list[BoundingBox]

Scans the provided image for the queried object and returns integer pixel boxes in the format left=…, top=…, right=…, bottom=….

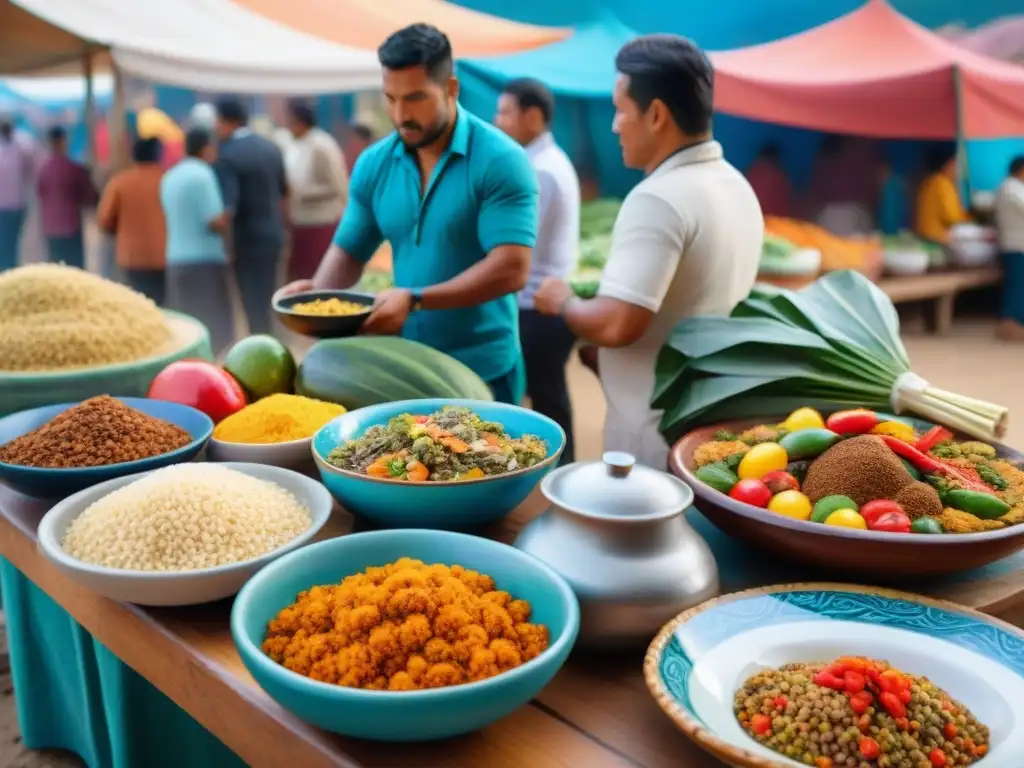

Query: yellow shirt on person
left=915, top=172, right=970, bottom=244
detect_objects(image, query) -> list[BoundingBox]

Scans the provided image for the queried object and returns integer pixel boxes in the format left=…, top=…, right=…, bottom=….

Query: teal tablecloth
left=0, top=557, right=247, bottom=768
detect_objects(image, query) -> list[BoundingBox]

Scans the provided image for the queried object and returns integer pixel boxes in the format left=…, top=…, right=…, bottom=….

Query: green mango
left=778, top=428, right=842, bottom=461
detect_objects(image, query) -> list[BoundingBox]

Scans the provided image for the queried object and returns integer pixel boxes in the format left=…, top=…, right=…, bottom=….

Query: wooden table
left=2, top=485, right=1024, bottom=768
left=877, top=266, right=1002, bottom=335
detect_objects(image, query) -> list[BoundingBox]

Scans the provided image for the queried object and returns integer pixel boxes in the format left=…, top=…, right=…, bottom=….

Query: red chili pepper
left=751, top=713, right=771, bottom=735
left=857, top=713, right=872, bottom=733
left=879, top=435, right=946, bottom=473
left=879, top=691, right=906, bottom=719
left=824, top=663, right=849, bottom=677
left=898, top=687, right=912, bottom=704
left=812, top=671, right=847, bottom=690
left=929, top=747, right=947, bottom=766
left=843, top=670, right=866, bottom=693
left=774, top=696, right=788, bottom=709
left=915, top=425, right=954, bottom=453
left=849, top=691, right=871, bottom=714
left=858, top=736, right=881, bottom=759
left=944, top=722, right=958, bottom=739
left=826, top=409, right=879, bottom=435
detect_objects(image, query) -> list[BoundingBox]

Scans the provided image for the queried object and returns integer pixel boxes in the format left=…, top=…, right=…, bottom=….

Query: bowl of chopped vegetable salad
left=312, top=400, right=565, bottom=529
left=669, top=407, right=1024, bottom=577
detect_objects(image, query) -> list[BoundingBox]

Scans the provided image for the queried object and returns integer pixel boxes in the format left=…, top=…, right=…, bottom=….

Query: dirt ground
left=2, top=228, right=1022, bottom=766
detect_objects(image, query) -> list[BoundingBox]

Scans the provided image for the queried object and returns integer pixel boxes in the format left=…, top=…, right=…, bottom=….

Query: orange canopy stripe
left=231, top=0, right=570, bottom=58
left=709, top=0, right=1024, bottom=140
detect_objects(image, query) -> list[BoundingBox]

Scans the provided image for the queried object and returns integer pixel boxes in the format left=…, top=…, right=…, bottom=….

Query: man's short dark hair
left=377, top=24, right=453, bottom=83
left=503, top=78, right=555, bottom=126
left=185, top=127, right=212, bottom=158
left=47, top=125, right=66, bottom=144
left=1009, top=155, right=1024, bottom=176
left=133, top=137, right=162, bottom=164
left=215, top=96, right=248, bottom=126
left=287, top=99, right=316, bottom=128
left=351, top=123, right=373, bottom=142
left=614, top=35, right=713, bottom=135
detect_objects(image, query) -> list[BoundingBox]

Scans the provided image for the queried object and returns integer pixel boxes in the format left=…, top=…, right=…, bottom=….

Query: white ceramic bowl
left=207, top=435, right=314, bottom=471
left=645, top=585, right=1024, bottom=768
left=37, top=462, right=334, bottom=607
left=883, top=248, right=929, bottom=276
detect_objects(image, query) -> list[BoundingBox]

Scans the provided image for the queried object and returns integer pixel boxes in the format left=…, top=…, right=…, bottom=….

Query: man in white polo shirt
left=495, top=78, right=581, bottom=463
left=533, top=34, right=763, bottom=469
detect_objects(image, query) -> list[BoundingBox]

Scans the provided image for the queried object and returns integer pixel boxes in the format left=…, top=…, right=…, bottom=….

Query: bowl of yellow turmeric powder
left=273, top=290, right=374, bottom=338
left=209, top=394, right=346, bottom=469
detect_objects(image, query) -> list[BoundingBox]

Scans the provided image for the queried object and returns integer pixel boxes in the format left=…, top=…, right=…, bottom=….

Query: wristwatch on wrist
left=409, top=290, right=424, bottom=313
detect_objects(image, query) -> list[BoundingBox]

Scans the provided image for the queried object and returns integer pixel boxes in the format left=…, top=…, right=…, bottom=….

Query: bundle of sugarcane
left=654, top=270, right=1008, bottom=443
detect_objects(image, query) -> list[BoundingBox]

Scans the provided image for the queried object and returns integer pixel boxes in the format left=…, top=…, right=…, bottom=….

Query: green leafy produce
left=295, top=336, right=494, bottom=411
left=569, top=267, right=603, bottom=299
left=578, top=233, right=613, bottom=270
left=695, top=462, right=739, bottom=494
left=653, top=270, right=1007, bottom=444
left=355, top=269, right=393, bottom=294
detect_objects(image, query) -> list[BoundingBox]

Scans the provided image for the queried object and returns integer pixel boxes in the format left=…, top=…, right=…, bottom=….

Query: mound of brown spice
left=0, top=395, right=192, bottom=468
left=893, top=480, right=944, bottom=520
left=802, top=435, right=913, bottom=506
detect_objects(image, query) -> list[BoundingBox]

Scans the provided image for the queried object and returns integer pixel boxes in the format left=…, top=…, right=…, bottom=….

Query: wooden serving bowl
left=669, top=418, right=1024, bottom=577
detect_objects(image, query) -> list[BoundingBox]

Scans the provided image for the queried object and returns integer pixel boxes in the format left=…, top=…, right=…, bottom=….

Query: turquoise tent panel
left=460, top=13, right=642, bottom=197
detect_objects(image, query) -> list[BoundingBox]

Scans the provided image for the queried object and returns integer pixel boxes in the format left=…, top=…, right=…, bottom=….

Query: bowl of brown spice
left=0, top=395, right=213, bottom=498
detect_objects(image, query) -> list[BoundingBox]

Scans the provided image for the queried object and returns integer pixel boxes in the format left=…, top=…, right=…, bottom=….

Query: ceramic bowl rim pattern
left=0, top=396, right=214, bottom=477
left=0, top=310, right=207, bottom=382
left=36, top=461, right=334, bottom=581
left=312, top=398, right=567, bottom=487
left=231, top=528, right=581, bottom=700
left=642, top=582, right=1024, bottom=768
left=671, top=416, right=1024, bottom=545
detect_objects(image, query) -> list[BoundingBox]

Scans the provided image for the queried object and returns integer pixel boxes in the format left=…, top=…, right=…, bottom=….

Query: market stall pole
left=2, top=484, right=1023, bottom=768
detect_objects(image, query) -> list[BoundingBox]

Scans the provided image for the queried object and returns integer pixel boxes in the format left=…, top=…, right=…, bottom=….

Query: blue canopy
left=459, top=12, right=642, bottom=197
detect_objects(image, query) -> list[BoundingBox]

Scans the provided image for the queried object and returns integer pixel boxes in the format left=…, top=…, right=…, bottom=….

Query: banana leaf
left=663, top=317, right=833, bottom=359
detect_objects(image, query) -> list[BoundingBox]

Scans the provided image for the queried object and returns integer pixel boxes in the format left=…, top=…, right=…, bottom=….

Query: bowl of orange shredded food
left=231, top=528, right=580, bottom=741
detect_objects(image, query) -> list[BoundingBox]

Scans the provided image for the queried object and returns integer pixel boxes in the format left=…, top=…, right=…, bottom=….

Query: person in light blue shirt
left=161, top=128, right=235, bottom=354
left=278, top=24, right=539, bottom=404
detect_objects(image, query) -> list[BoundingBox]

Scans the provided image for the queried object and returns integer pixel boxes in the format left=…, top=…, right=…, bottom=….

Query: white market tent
left=0, top=0, right=383, bottom=93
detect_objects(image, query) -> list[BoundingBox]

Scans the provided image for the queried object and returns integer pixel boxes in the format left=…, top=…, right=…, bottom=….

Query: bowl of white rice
left=37, top=462, right=334, bottom=606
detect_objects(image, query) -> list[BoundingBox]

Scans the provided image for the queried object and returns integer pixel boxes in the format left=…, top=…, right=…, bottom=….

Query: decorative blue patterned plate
left=644, top=584, right=1024, bottom=767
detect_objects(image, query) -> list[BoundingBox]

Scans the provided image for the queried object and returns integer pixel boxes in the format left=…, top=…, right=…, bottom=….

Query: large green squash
left=295, top=336, right=494, bottom=410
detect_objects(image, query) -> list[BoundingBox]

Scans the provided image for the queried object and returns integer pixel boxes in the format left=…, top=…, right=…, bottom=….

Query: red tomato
left=843, top=671, right=866, bottom=693
left=148, top=359, right=247, bottom=423
left=825, top=409, right=879, bottom=435
left=761, top=470, right=800, bottom=495
left=869, top=511, right=912, bottom=533
left=860, top=500, right=906, bottom=526
left=728, top=479, right=772, bottom=508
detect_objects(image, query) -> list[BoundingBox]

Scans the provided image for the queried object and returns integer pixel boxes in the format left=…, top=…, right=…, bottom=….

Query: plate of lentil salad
left=669, top=409, right=1024, bottom=576
left=644, top=584, right=1024, bottom=768
left=0, top=396, right=213, bottom=497
left=324, top=405, right=549, bottom=483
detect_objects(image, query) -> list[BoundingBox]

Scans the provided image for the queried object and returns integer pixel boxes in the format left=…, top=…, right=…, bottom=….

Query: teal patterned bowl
left=643, top=584, right=1024, bottom=768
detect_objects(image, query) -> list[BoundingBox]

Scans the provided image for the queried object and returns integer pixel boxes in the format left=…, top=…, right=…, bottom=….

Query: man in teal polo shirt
left=279, top=24, right=538, bottom=403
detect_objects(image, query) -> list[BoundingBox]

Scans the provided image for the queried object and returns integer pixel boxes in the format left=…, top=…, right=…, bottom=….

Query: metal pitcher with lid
left=514, top=451, right=719, bottom=648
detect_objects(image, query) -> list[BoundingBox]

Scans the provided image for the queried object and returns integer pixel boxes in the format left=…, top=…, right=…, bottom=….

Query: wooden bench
left=877, top=266, right=1003, bottom=335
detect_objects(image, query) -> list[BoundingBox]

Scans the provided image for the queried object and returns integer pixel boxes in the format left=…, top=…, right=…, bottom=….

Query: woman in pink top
left=36, top=126, right=97, bottom=269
